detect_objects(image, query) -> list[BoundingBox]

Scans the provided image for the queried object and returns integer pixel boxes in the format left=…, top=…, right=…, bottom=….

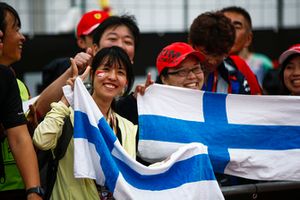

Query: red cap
left=156, top=42, right=205, bottom=74
left=279, top=44, right=300, bottom=65
left=76, top=10, right=110, bottom=38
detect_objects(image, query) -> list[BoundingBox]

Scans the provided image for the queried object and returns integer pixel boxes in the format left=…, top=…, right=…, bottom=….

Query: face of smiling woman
left=283, top=55, right=300, bottom=95
left=92, top=56, right=128, bottom=102
left=161, top=55, right=204, bottom=90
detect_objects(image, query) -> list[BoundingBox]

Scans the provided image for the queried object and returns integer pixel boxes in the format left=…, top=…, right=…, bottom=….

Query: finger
left=86, top=48, right=94, bottom=66
left=29, top=104, right=38, bottom=123
left=80, top=66, right=91, bottom=80
left=70, top=58, right=78, bottom=77
left=140, top=86, right=145, bottom=96
left=66, top=79, right=73, bottom=86
left=133, top=85, right=140, bottom=98
left=75, top=60, right=84, bottom=67
left=135, top=85, right=146, bottom=96
left=29, top=104, right=35, bottom=113
left=145, top=72, right=153, bottom=87
left=66, top=77, right=76, bottom=85
left=135, top=85, right=141, bottom=93
left=86, top=47, right=93, bottom=56
left=76, top=52, right=91, bottom=61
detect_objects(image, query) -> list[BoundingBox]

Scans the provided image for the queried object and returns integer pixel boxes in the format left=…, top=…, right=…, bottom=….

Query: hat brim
left=173, top=51, right=205, bottom=67
left=77, top=23, right=100, bottom=38
left=279, top=50, right=300, bottom=65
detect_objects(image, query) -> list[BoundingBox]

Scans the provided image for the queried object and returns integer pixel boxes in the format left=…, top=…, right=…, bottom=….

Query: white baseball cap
left=279, top=44, right=300, bottom=65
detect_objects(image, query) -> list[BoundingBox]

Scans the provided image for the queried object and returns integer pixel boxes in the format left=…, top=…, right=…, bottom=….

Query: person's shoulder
left=0, top=65, right=15, bottom=81
left=227, top=55, right=246, bottom=64
left=227, top=55, right=252, bottom=72
left=252, top=52, right=271, bottom=60
left=0, top=64, right=12, bottom=73
left=0, top=64, right=6, bottom=70
left=115, top=93, right=137, bottom=110
left=228, top=55, right=262, bottom=94
left=117, top=93, right=136, bottom=104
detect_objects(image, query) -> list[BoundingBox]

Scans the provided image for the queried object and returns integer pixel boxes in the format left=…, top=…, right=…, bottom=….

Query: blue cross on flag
left=137, top=84, right=300, bottom=181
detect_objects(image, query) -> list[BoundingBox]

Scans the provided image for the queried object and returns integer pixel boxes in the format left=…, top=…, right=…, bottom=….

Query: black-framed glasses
left=167, top=65, right=203, bottom=77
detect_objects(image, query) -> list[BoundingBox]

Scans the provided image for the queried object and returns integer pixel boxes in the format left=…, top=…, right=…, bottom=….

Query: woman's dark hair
left=0, top=2, right=21, bottom=36
left=262, top=68, right=281, bottom=95
left=91, top=46, right=134, bottom=96
left=155, top=68, right=169, bottom=84
left=278, top=53, right=300, bottom=95
left=93, top=15, right=140, bottom=51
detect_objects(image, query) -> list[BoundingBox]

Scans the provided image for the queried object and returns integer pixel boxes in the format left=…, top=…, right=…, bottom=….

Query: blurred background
left=2, top=0, right=300, bottom=96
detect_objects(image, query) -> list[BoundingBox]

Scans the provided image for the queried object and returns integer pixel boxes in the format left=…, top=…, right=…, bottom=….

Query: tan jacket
left=33, top=101, right=137, bottom=200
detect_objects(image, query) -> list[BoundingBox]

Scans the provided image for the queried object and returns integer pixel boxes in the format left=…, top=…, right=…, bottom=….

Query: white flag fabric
left=137, top=84, right=300, bottom=181
left=70, top=78, right=224, bottom=200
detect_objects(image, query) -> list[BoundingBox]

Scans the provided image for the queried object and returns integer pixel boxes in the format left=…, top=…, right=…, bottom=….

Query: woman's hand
left=60, top=58, right=91, bottom=106
left=73, top=47, right=93, bottom=74
left=66, top=58, right=91, bottom=89
left=134, top=72, right=154, bottom=98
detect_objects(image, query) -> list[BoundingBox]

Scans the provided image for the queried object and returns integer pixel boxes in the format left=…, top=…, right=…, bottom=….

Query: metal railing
left=222, top=181, right=300, bottom=199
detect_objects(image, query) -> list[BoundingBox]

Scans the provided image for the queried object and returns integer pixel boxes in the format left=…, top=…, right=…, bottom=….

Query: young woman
left=135, top=42, right=205, bottom=98
left=33, top=46, right=137, bottom=200
left=279, top=44, right=300, bottom=96
left=155, top=42, right=205, bottom=90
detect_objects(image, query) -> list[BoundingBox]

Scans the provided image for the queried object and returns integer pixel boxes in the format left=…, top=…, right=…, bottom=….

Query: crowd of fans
left=0, top=2, right=299, bottom=200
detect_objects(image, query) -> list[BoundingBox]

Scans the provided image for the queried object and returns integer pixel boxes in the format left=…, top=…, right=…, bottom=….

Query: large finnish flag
left=68, top=78, right=224, bottom=200
left=138, top=84, right=300, bottom=181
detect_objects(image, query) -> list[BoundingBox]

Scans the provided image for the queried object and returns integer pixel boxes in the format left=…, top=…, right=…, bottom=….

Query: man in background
left=221, top=6, right=274, bottom=87
left=39, top=10, right=110, bottom=92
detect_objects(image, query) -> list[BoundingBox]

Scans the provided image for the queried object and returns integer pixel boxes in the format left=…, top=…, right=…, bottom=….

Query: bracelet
left=26, top=186, right=45, bottom=198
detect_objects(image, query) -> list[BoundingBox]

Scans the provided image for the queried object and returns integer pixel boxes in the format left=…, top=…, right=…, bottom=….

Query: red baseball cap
left=279, top=44, right=300, bottom=65
left=76, top=10, right=110, bottom=38
left=156, top=42, right=205, bottom=74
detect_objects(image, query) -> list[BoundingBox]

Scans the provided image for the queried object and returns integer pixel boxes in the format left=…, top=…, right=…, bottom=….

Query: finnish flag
left=69, top=78, right=223, bottom=200
left=138, top=84, right=300, bottom=181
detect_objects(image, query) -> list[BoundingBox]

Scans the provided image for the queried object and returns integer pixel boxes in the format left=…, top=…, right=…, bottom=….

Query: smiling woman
left=156, top=42, right=205, bottom=90
left=90, top=46, right=134, bottom=100
left=33, top=46, right=137, bottom=200
left=279, top=44, right=300, bottom=96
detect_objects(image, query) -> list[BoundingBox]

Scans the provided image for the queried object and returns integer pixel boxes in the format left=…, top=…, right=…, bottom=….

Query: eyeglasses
left=167, top=65, right=203, bottom=77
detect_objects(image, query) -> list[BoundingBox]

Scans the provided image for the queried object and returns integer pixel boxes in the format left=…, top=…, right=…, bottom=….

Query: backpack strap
left=115, top=117, right=123, bottom=145
left=54, top=116, right=73, bottom=160
left=43, top=115, right=73, bottom=200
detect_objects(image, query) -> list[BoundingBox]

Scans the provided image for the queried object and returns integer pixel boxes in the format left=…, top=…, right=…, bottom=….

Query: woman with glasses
left=155, top=42, right=205, bottom=90
left=135, top=42, right=206, bottom=99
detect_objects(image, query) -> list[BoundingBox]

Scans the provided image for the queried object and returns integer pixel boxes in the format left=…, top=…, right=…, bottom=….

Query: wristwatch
left=26, top=186, right=45, bottom=198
